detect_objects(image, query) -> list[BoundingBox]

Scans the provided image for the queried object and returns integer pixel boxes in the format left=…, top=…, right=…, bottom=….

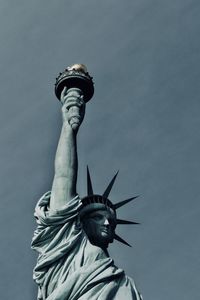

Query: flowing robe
left=32, top=192, right=142, bottom=300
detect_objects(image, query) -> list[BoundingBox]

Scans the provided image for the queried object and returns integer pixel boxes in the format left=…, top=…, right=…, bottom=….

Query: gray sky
left=0, top=0, right=199, bottom=299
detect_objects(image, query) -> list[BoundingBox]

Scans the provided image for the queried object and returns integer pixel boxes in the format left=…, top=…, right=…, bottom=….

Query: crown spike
left=116, top=219, right=140, bottom=225
left=102, top=171, right=119, bottom=198
left=114, top=196, right=139, bottom=210
left=114, top=233, right=132, bottom=247
left=87, top=166, right=93, bottom=195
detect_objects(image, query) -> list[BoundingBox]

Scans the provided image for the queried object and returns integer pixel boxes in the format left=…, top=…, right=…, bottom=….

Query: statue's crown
left=79, top=167, right=140, bottom=247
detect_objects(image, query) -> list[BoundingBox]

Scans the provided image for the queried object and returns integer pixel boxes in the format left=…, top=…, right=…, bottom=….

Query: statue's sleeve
left=31, top=191, right=82, bottom=255
left=31, top=192, right=84, bottom=299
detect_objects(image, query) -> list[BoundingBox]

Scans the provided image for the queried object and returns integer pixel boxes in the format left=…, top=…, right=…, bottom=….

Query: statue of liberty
left=31, top=64, right=142, bottom=300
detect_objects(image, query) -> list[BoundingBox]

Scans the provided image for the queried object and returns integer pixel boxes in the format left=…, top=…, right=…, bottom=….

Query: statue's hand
left=61, top=87, right=85, bottom=131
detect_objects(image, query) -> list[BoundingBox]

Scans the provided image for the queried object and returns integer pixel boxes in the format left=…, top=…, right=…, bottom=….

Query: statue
left=31, top=64, right=142, bottom=300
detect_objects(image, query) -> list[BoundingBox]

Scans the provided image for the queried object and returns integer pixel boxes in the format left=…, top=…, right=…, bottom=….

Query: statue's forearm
left=50, top=122, right=78, bottom=211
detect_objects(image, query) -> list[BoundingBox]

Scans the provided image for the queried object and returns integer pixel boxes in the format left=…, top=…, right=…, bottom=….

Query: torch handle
left=62, top=87, right=84, bottom=131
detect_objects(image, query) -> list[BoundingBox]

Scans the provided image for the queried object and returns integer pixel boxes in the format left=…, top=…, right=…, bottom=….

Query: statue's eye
left=92, top=215, right=102, bottom=221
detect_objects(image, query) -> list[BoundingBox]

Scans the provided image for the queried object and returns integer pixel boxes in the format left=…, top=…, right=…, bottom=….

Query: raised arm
left=50, top=87, right=85, bottom=211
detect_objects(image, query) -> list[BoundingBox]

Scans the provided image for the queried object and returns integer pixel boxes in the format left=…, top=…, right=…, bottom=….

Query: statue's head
left=79, top=167, right=140, bottom=250
left=80, top=204, right=116, bottom=249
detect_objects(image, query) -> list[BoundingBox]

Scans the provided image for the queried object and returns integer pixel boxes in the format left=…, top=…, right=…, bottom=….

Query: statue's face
left=82, top=208, right=116, bottom=249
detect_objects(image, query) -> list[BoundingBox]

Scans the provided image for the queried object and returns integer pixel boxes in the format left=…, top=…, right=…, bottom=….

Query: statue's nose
left=104, top=218, right=109, bottom=225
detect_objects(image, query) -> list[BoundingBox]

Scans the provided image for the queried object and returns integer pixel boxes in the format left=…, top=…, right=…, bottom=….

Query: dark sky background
left=0, top=1, right=199, bottom=299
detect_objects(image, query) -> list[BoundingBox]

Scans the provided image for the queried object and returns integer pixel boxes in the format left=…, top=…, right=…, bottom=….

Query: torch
left=55, top=64, right=94, bottom=130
